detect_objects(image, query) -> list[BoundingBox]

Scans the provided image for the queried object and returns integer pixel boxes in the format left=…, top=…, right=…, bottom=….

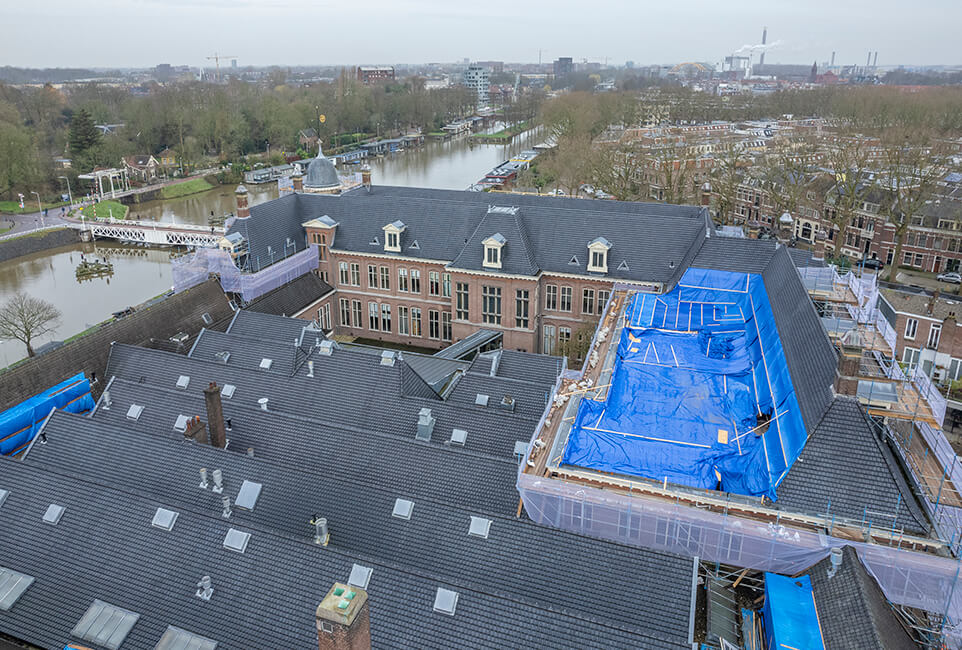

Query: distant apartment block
left=553, top=57, right=573, bottom=83
left=356, top=66, right=395, bottom=84
left=462, top=64, right=490, bottom=109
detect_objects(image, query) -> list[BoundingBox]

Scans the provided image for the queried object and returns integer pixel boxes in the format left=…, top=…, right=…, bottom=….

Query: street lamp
left=58, top=176, right=73, bottom=205
left=30, top=191, right=43, bottom=227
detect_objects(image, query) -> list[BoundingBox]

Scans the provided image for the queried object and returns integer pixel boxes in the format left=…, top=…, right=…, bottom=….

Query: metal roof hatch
left=450, top=428, right=467, bottom=446
left=0, top=567, right=34, bottom=611
left=126, top=404, right=144, bottom=421
left=176, top=375, right=190, bottom=389
left=151, top=508, right=179, bottom=532
left=221, top=384, right=236, bottom=399
left=235, top=480, right=262, bottom=511
left=71, top=599, right=141, bottom=650
left=392, top=498, right=414, bottom=520
left=155, top=625, right=218, bottom=650
left=468, top=516, right=491, bottom=539
left=223, top=528, right=251, bottom=553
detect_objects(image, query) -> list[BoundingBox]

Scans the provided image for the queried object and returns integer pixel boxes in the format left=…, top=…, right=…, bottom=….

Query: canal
left=0, top=127, right=544, bottom=367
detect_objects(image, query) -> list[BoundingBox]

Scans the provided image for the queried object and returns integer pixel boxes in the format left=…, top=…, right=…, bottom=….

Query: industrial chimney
left=873, top=51, right=878, bottom=68
left=235, top=184, right=250, bottom=219
left=204, top=382, right=227, bottom=448
left=830, top=51, right=836, bottom=67
left=316, top=583, right=371, bottom=650
left=759, top=26, right=767, bottom=65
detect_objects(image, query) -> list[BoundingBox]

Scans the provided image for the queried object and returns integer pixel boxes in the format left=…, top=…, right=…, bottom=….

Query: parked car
left=937, top=272, right=962, bottom=284
left=859, top=258, right=884, bottom=270
left=547, top=189, right=566, bottom=196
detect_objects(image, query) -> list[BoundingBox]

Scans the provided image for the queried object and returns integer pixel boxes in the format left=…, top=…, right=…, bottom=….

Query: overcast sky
left=3, top=0, right=959, bottom=69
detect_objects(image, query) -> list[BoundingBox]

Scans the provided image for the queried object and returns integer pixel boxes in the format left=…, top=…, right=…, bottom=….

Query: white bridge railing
left=78, top=217, right=224, bottom=247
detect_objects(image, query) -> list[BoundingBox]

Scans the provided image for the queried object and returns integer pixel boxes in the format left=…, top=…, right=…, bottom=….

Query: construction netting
left=0, top=373, right=94, bottom=456
left=561, top=268, right=806, bottom=500
left=171, top=245, right=319, bottom=303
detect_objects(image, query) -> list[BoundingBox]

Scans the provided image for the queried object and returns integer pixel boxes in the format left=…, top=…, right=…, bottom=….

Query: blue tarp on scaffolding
left=0, top=372, right=94, bottom=456
left=561, top=267, right=807, bottom=499
left=762, top=573, right=825, bottom=650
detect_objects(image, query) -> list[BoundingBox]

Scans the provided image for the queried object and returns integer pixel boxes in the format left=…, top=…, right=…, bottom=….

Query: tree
left=824, top=131, right=874, bottom=256
left=0, top=292, right=61, bottom=358
left=67, top=108, right=101, bottom=156
left=710, top=142, right=747, bottom=224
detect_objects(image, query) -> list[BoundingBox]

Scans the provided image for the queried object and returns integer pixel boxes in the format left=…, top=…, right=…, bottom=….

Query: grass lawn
left=471, top=121, right=532, bottom=142
left=84, top=200, right=128, bottom=220
left=0, top=199, right=69, bottom=214
left=0, top=227, right=68, bottom=243
left=158, top=177, right=216, bottom=200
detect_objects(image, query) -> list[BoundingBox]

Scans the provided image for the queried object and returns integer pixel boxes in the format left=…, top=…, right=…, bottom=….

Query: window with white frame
left=560, top=286, right=572, bottom=312
left=441, top=312, right=452, bottom=341
left=928, top=323, right=942, bottom=349
left=383, top=220, right=405, bottom=252
left=456, top=282, right=470, bottom=320
left=482, top=285, right=502, bottom=325
left=429, top=271, right=440, bottom=296
left=380, top=266, right=390, bottom=290
left=398, top=306, right=409, bottom=335
left=350, top=262, right=360, bottom=286
left=380, top=303, right=391, bottom=332
left=398, top=268, right=408, bottom=292
left=339, top=298, right=350, bottom=326
left=543, top=325, right=556, bottom=355
left=411, top=308, right=422, bottom=336
left=410, top=269, right=420, bottom=294
left=338, top=262, right=349, bottom=285
left=429, top=310, right=440, bottom=339
left=442, top=273, right=452, bottom=297
left=903, top=347, right=920, bottom=368
left=545, top=284, right=558, bottom=310
left=582, top=288, right=595, bottom=315
left=587, top=237, right=611, bottom=273
left=368, top=302, right=379, bottom=330
left=368, top=264, right=377, bottom=288
left=319, top=304, right=332, bottom=331
left=904, top=317, right=918, bottom=340
left=482, top=233, right=505, bottom=269
left=597, top=290, right=610, bottom=314
left=351, top=300, right=362, bottom=328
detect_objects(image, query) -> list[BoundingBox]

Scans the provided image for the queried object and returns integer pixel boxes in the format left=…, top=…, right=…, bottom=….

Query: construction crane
left=206, top=53, right=237, bottom=82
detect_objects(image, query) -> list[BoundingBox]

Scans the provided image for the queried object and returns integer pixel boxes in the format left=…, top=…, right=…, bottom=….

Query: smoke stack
left=204, top=382, right=227, bottom=448
left=361, top=165, right=372, bottom=193
left=831, top=51, right=836, bottom=67
left=316, top=583, right=371, bottom=650
left=759, top=26, right=767, bottom=65
left=292, top=172, right=304, bottom=192
left=867, top=51, right=872, bottom=68
left=235, top=185, right=250, bottom=219
left=873, top=51, right=878, bottom=67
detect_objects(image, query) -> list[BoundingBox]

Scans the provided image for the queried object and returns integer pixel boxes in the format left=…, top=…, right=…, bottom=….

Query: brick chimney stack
left=316, top=583, right=370, bottom=650
left=928, top=289, right=940, bottom=316
left=834, top=338, right=863, bottom=397
left=361, top=165, right=372, bottom=193
left=292, top=172, right=304, bottom=192
left=700, top=182, right=711, bottom=207
left=235, top=185, right=250, bottom=219
left=183, top=416, right=207, bottom=444
left=812, top=229, right=827, bottom=261
left=204, top=382, right=227, bottom=448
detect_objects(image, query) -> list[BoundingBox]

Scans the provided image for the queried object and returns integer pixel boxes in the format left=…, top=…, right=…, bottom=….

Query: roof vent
left=43, top=504, right=65, bottom=525
left=499, top=395, right=516, bottom=412
left=151, top=508, right=179, bottom=531
left=0, top=567, right=34, bottom=611
left=223, top=528, right=250, bottom=553
left=126, top=404, right=144, bottom=421
left=221, top=384, right=236, bottom=399
left=214, top=350, right=231, bottom=364
left=235, top=480, right=262, bottom=511
left=617, top=259, right=630, bottom=271
left=475, top=393, right=489, bottom=407
left=513, top=440, right=529, bottom=458
left=312, top=517, right=330, bottom=546
left=450, top=429, right=467, bottom=446
left=173, top=414, right=190, bottom=433
left=409, top=239, right=420, bottom=250
left=211, top=469, right=224, bottom=494
left=101, top=390, right=112, bottom=410
left=195, top=576, right=214, bottom=602
left=568, top=255, right=580, bottom=266
left=392, top=498, right=414, bottom=520
left=259, top=358, right=273, bottom=370
left=828, top=547, right=843, bottom=578
left=258, top=398, right=269, bottom=411
left=380, top=350, right=396, bottom=366
left=71, top=600, right=140, bottom=650
left=348, top=564, right=373, bottom=590
left=307, top=360, right=315, bottom=377
left=319, top=339, right=336, bottom=356
left=0, top=489, right=8, bottom=509
left=468, top=516, right=492, bottom=539
left=433, top=587, right=459, bottom=616
left=487, top=205, right=519, bottom=215
left=176, top=375, right=190, bottom=389
left=416, top=408, right=435, bottom=442
left=157, top=625, right=218, bottom=650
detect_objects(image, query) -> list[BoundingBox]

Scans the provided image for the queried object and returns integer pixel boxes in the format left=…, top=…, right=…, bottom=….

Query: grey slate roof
left=231, top=186, right=709, bottom=284
left=691, top=236, right=778, bottom=275
left=494, top=350, right=564, bottom=385
left=226, top=310, right=316, bottom=344
left=243, top=272, right=333, bottom=316
left=434, top=329, right=502, bottom=360
left=808, top=546, right=917, bottom=650
left=303, top=151, right=339, bottom=189
left=0, top=437, right=694, bottom=650
left=777, top=397, right=929, bottom=536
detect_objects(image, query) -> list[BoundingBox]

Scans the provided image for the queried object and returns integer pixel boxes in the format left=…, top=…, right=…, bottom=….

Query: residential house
left=122, top=154, right=160, bottom=183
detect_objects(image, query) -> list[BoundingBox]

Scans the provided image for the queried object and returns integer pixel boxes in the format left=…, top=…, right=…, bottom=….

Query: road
left=0, top=207, right=70, bottom=238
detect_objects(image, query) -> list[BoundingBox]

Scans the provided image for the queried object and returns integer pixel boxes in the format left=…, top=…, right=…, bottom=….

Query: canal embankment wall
left=0, top=228, right=81, bottom=264
left=0, top=279, right=234, bottom=411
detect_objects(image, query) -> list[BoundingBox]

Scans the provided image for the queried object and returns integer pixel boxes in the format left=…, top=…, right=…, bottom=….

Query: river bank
left=0, top=228, right=80, bottom=264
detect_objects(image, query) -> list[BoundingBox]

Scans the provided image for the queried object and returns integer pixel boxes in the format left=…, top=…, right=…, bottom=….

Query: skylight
left=513, top=441, right=529, bottom=457
left=126, top=404, right=144, bottom=421
left=347, top=564, right=373, bottom=590
left=450, top=429, right=467, bottom=446
left=259, top=358, right=273, bottom=370
left=221, top=384, right=236, bottom=399
left=0, top=489, right=8, bottom=509
left=0, top=567, right=35, bottom=611
left=71, top=600, right=141, bottom=650
left=433, top=588, right=459, bottom=616
left=468, top=516, right=492, bottom=539
left=223, top=528, right=250, bottom=553
left=475, top=394, right=489, bottom=407
left=392, top=498, right=414, bottom=520
left=151, top=508, right=178, bottom=531
left=173, top=415, right=189, bottom=433
left=42, top=504, right=65, bottom=525
left=176, top=375, right=190, bottom=389
left=235, top=480, right=262, bottom=511
left=155, top=625, right=218, bottom=650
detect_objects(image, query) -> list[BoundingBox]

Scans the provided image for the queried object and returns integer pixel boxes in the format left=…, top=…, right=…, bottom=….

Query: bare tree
left=824, top=131, right=875, bottom=255
left=710, top=142, right=747, bottom=224
left=0, top=292, right=61, bottom=358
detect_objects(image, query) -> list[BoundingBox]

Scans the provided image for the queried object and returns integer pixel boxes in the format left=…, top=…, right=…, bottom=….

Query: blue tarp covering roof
left=0, top=372, right=94, bottom=456
left=763, top=573, right=825, bottom=650
left=561, top=267, right=807, bottom=499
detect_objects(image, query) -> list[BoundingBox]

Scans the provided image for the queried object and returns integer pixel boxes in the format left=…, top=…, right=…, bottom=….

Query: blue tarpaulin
left=0, top=372, right=94, bottom=456
left=561, top=267, right=808, bottom=499
left=762, top=573, right=825, bottom=650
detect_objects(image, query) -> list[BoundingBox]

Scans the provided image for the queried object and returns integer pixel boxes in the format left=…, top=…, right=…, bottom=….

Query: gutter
left=688, top=555, right=700, bottom=648
left=19, top=406, right=58, bottom=461
left=88, top=375, right=117, bottom=418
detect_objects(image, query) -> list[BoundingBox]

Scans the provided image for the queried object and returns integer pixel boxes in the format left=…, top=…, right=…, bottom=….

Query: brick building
left=226, top=185, right=709, bottom=358
left=356, top=66, right=395, bottom=84
left=880, top=287, right=962, bottom=385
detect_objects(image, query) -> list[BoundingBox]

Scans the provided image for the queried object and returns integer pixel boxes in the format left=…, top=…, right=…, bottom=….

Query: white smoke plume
left=733, top=40, right=783, bottom=56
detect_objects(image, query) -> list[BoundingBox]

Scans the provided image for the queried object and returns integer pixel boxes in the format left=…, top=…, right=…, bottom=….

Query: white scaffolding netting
left=172, top=245, right=319, bottom=303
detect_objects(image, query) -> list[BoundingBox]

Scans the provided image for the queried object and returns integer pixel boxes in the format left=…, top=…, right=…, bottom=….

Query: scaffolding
left=171, top=245, right=319, bottom=303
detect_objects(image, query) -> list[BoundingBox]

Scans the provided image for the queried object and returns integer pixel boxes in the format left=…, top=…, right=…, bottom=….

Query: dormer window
left=482, top=233, right=505, bottom=270
left=587, top=237, right=612, bottom=273
left=382, top=220, right=406, bottom=253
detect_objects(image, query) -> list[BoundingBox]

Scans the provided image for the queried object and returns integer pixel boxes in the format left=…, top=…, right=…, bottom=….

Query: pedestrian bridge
left=68, top=218, right=224, bottom=247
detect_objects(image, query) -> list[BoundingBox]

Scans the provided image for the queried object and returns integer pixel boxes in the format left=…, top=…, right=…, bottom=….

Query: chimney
left=873, top=51, right=878, bottom=67
left=759, top=26, right=767, bottom=65
left=235, top=185, right=250, bottom=219
left=834, top=338, right=863, bottom=397
left=416, top=408, right=435, bottom=442
left=361, top=165, right=372, bottom=193
left=812, top=229, right=827, bottom=261
left=866, top=51, right=872, bottom=68
left=292, top=172, right=304, bottom=192
left=830, top=51, right=836, bottom=67
left=204, top=382, right=227, bottom=448
left=700, top=181, right=711, bottom=207
left=183, top=415, right=207, bottom=444
left=316, top=583, right=371, bottom=650
left=928, top=290, right=940, bottom=316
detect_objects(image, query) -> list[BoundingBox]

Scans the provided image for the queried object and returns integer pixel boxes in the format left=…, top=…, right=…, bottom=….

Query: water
left=1, top=126, right=541, bottom=368
left=0, top=242, right=173, bottom=368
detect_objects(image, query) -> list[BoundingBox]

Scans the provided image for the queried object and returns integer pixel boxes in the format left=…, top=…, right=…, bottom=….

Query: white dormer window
left=482, top=233, right=505, bottom=270
left=383, top=220, right=406, bottom=253
left=587, top=237, right=612, bottom=273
